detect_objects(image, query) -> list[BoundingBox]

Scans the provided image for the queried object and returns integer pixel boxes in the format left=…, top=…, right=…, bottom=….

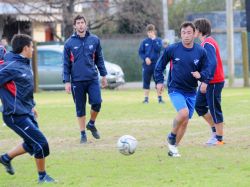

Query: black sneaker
left=86, top=123, right=100, bottom=139
left=142, top=100, right=149, bottom=104
left=80, top=134, right=87, bottom=144
left=38, top=174, right=57, bottom=183
left=0, top=156, right=15, bottom=175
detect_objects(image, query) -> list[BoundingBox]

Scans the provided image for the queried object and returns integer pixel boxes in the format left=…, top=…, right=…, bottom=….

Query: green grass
left=0, top=88, right=250, bottom=187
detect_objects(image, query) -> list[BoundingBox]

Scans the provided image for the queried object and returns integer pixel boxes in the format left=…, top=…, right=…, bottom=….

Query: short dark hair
left=146, top=24, right=156, bottom=32
left=179, top=21, right=195, bottom=33
left=11, top=34, right=32, bottom=54
left=194, top=18, right=211, bottom=36
left=73, top=15, right=87, bottom=25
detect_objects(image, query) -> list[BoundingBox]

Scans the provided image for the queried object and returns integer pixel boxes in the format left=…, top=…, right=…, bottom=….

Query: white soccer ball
left=117, top=135, right=138, bottom=155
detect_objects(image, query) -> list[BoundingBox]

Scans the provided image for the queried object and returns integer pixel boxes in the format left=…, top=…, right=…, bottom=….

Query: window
left=38, top=50, right=62, bottom=66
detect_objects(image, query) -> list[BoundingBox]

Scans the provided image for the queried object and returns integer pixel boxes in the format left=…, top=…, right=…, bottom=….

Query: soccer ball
left=117, top=135, right=138, bottom=155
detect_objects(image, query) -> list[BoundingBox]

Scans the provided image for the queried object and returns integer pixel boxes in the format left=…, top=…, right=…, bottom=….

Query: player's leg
left=207, top=82, right=225, bottom=145
left=142, top=66, right=151, bottom=103
left=195, top=85, right=217, bottom=144
left=152, top=64, right=164, bottom=103
left=86, top=80, right=102, bottom=139
left=176, top=94, right=196, bottom=145
left=167, top=92, right=189, bottom=157
left=71, top=81, right=87, bottom=143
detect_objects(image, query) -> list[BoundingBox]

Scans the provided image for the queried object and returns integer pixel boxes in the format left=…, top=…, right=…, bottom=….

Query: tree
left=1, top=0, right=117, bottom=40
left=116, top=0, right=163, bottom=34
left=168, top=0, right=245, bottom=34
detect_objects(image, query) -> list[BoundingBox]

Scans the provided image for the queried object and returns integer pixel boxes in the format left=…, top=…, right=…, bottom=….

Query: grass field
left=0, top=88, right=250, bottom=187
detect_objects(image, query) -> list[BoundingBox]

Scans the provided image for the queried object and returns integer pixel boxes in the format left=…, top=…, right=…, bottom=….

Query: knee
left=34, top=141, right=50, bottom=159
left=195, top=104, right=207, bottom=116
left=179, top=108, right=189, bottom=121
left=91, top=103, right=101, bottom=112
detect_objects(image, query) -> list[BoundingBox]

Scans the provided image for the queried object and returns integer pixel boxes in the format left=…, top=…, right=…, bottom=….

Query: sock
left=38, top=171, right=47, bottom=180
left=168, top=132, right=176, bottom=145
left=1, top=153, right=12, bottom=163
left=89, top=120, right=95, bottom=126
left=81, top=130, right=86, bottom=136
left=144, top=97, right=148, bottom=101
left=158, top=96, right=162, bottom=102
left=216, top=135, right=223, bottom=142
left=211, top=126, right=216, bottom=133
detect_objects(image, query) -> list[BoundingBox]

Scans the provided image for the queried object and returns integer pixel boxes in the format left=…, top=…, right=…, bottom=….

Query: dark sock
left=89, top=120, right=95, bottom=126
left=38, top=171, right=47, bottom=180
left=168, top=132, right=176, bottom=145
left=2, top=153, right=12, bottom=163
left=144, top=97, right=148, bottom=101
left=158, top=96, right=162, bottom=101
left=216, top=135, right=223, bottom=142
left=211, top=126, right=216, bottom=133
left=81, top=130, right=86, bottom=136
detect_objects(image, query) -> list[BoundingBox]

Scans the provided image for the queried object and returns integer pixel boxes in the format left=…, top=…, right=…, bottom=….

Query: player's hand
left=200, top=82, right=207, bottom=94
left=65, top=82, right=71, bottom=94
left=101, top=76, right=107, bottom=88
left=191, top=71, right=201, bottom=79
left=32, top=108, right=38, bottom=118
left=145, top=57, right=151, bottom=65
left=156, top=83, right=164, bottom=93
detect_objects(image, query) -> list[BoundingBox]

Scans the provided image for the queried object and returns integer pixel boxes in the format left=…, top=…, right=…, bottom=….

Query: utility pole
left=162, top=0, right=169, bottom=39
left=226, top=0, right=235, bottom=87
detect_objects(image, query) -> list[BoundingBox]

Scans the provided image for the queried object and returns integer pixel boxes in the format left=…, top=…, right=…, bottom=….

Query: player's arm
left=0, top=63, right=16, bottom=86
left=204, top=43, right=217, bottom=79
left=63, top=43, right=72, bottom=83
left=200, top=43, right=217, bottom=93
left=138, top=41, right=146, bottom=61
left=154, top=48, right=171, bottom=91
left=95, top=39, right=107, bottom=77
left=63, top=43, right=72, bottom=93
left=95, top=39, right=107, bottom=88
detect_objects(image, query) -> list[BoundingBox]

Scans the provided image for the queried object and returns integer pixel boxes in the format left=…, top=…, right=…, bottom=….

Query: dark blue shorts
left=2, top=113, right=50, bottom=159
left=71, top=79, right=102, bottom=117
left=142, top=63, right=156, bottom=89
left=195, top=82, right=224, bottom=124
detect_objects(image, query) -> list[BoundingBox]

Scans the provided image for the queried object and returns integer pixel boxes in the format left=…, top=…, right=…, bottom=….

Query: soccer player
left=0, top=43, right=6, bottom=113
left=138, top=24, right=164, bottom=104
left=154, top=21, right=210, bottom=157
left=194, top=18, right=225, bottom=145
left=63, top=15, right=107, bottom=144
left=0, top=34, right=56, bottom=183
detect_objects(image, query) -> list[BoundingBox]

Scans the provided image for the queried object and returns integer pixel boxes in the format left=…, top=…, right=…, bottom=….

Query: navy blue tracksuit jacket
left=138, top=37, right=162, bottom=65
left=63, top=31, right=107, bottom=83
left=0, top=52, right=35, bottom=115
left=154, top=42, right=210, bottom=94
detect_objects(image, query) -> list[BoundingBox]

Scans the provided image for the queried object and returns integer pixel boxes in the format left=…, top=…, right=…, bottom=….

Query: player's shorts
left=142, top=63, right=156, bottom=89
left=195, top=82, right=224, bottom=123
left=71, top=79, right=102, bottom=117
left=168, top=91, right=196, bottom=119
left=2, top=113, right=50, bottom=159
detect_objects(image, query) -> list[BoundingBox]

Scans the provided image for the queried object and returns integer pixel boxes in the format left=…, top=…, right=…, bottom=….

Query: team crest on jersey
left=193, top=59, right=199, bottom=65
left=174, top=58, right=180, bottom=61
left=89, top=45, right=94, bottom=50
left=145, top=43, right=149, bottom=47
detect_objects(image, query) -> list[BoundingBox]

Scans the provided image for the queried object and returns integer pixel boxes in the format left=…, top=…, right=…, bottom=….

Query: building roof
left=0, top=2, right=62, bottom=22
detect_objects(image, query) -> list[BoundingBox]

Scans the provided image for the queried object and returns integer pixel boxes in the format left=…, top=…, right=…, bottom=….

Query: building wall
left=33, top=22, right=45, bottom=42
left=33, top=22, right=61, bottom=42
